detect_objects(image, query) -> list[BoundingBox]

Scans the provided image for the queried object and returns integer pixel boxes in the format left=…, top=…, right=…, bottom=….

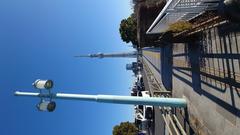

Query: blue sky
left=0, top=0, right=135, bottom=135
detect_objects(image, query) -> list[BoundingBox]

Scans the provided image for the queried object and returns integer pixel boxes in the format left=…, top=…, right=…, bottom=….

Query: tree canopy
left=119, top=14, right=138, bottom=46
left=112, top=121, right=138, bottom=135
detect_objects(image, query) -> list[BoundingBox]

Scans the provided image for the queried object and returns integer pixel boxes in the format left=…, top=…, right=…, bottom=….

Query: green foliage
left=113, top=121, right=138, bottom=135
left=119, top=14, right=138, bottom=45
left=168, top=21, right=192, bottom=33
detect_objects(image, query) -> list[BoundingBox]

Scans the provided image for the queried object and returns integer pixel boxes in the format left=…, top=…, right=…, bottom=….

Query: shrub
left=168, top=21, right=192, bottom=33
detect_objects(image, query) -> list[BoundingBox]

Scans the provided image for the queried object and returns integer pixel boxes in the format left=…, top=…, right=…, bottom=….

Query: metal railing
left=147, top=0, right=220, bottom=34
left=141, top=55, right=187, bottom=135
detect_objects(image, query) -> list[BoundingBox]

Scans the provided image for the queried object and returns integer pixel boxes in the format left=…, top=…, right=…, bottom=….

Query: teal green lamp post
left=15, top=79, right=187, bottom=112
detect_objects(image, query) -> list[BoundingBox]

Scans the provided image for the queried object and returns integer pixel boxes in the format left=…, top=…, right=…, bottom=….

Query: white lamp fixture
left=36, top=101, right=56, bottom=112
left=32, top=79, right=53, bottom=90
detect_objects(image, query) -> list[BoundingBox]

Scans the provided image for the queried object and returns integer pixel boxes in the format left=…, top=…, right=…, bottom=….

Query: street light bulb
left=47, top=101, right=56, bottom=112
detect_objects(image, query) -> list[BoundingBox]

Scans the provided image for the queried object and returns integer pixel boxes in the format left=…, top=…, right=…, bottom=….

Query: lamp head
left=33, top=79, right=53, bottom=90
left=36, top=101, right=56, bottom=112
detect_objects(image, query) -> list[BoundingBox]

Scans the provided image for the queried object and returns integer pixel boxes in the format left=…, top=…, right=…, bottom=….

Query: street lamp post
left=14, top=80, right=187, bottom=112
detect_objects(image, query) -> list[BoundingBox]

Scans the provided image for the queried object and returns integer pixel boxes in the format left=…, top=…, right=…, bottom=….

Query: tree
left=112, top=121, right=138, bottom=135
left=119, top=14, right=138, bottom=46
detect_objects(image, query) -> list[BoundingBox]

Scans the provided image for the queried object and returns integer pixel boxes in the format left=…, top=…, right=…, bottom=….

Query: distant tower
left=75, top=51, right=138, bottom=58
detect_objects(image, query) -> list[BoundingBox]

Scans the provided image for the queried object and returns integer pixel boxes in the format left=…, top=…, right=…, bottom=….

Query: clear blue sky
left=0, top=0, right=135, bottom=135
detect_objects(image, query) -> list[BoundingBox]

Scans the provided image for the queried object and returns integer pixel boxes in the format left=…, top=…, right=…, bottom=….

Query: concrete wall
left=171, top=23, right=240, bottom=135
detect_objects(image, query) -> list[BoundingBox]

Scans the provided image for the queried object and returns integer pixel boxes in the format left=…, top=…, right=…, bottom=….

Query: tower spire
left=75, top=51, right=138, bottom=58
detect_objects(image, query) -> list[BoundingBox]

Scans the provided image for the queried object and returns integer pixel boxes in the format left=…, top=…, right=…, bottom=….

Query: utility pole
left=14, top=79, right=187, bottom=112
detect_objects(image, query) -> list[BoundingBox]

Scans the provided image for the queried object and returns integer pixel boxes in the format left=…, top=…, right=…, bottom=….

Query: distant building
left=126, top=62, right=143, bottom=76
